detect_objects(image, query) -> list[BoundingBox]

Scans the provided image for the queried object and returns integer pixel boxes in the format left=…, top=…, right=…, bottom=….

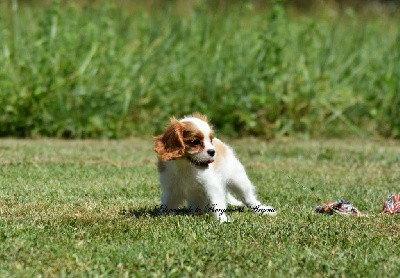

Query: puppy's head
left=154, top=113, right=215, bottom=167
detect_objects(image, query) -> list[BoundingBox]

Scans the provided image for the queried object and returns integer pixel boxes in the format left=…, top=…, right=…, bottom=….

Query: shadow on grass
left=119, top=205, right=248, bottom=218
left=119, top=206, right=193, bottom=218
left=119, top=206, right=181, bottom=218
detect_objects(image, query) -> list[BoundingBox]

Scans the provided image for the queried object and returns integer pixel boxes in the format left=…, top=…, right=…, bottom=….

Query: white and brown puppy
left=154, top=113, right=277, bottom=222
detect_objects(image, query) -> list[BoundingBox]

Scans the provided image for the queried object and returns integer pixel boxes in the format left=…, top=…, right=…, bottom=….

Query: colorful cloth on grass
left=382, top=194, right=400, bottom=214
left=315, top=199, right=368, bottom=217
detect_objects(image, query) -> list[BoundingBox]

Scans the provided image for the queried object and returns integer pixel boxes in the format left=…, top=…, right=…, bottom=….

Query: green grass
left=0, top=1, right=399, bottom=138
left=1, top=138, right=400, bottom=277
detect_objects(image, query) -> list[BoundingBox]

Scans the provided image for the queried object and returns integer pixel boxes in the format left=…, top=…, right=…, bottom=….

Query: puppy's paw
left=217, top=213, right=233, bottom=223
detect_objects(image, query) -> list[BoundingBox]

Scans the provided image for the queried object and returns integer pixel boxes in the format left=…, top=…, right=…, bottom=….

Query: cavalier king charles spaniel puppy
left=154, top=113, right=277, bottom=222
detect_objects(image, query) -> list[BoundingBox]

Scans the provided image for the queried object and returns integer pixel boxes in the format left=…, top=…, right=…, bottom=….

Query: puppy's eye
left=192, top=139, right=201, bottom=145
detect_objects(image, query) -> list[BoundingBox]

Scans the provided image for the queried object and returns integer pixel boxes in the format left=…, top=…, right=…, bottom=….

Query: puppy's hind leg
left=226, top=192, right=244, bottom=207
left=227, top=164, right=277, bottom=216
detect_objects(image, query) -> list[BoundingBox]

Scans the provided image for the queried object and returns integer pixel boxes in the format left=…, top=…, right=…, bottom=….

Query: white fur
left=157, top=116, right=277, bottom=222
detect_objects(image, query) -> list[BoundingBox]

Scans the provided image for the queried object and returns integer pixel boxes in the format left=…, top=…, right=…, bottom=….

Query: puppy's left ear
left=154, top=117, right=185, bottom=160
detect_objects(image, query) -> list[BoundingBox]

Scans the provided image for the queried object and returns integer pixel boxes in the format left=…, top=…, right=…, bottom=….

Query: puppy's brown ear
left=154, top=117, right=185, bottom=160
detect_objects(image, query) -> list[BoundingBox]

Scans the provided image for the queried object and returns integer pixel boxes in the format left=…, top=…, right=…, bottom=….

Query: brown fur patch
left=153, top=117, right=185, bottom=160
left=181, top=121, right=205, bottom=154
left=209, top=131, right=214, bottom=141
left=213, top=138, right=228, bottom=169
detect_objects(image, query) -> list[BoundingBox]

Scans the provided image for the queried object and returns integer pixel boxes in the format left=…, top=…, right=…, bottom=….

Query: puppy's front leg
left=202, top=181, right=230, bottom=223
left=159, top=182, right=184, bottom=214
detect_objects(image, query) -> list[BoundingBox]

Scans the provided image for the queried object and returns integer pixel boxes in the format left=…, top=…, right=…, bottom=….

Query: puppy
left=154, top=113, right=277, bottom=222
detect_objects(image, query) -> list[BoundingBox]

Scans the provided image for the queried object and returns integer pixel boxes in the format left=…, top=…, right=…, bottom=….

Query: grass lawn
left=1, top=138, right=400, bottom=277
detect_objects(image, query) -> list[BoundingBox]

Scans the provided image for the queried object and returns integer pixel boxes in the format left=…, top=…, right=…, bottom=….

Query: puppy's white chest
left=173, top=165, right=220, bottom=195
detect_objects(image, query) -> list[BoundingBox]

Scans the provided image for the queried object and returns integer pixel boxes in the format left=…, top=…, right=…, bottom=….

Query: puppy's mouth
left=187, top=157, right=214, bottom=168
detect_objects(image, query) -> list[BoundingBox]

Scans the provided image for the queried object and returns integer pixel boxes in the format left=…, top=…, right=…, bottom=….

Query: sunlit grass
left=1, top=138, right=400, bottom=276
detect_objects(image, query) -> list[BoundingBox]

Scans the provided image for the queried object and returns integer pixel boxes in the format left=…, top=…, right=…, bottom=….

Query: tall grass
left=0, top=0, right=399, bottom=138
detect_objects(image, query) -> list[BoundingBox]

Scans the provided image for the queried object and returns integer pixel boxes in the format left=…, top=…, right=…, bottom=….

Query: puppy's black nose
left=207, top=149, right=216, bottom=157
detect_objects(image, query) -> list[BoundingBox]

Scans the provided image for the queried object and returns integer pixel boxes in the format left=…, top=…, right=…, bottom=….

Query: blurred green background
left=0, top=0, right=399, bottom=139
